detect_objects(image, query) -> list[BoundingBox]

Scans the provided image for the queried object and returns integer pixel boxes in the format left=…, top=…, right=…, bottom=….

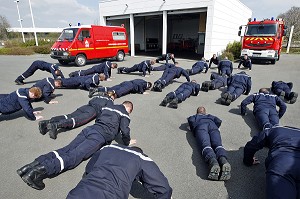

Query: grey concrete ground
left=0, top=53, right=299, bottom=199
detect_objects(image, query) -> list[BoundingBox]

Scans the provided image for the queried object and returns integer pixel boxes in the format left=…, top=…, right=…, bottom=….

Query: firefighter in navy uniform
left=0, top=87, right=43, bottom=120
left=153, top=63, right=190, bottom=92
left=17, top=101, right=136, bottom=190
left=39, top=93, right=115, bottom=139
left=156, top=53, right=176, bottom=64
left=201, top=73, right=227, bottom=92
left=238, top=54, right=252, bottom=70
left=67, top=144, right=173, bottom=199
left=60, top=73, right=106, bottom=90
left=271, top=81, right=298, bottom=104
left=152, top=62, right=176, bottom=71
left=244, top=126, right=300, bottom=199
left=218, top=57, right=233, bottom=76
left=32, top=77, right=62, bottom=104
left=68, top=61, right=118, bottom=80
left=160, top=80, right=200, bottom=109
left=186, top=58, right=209, bottom=75
left=241, top=88, right=287, bottom=130
left=187, top=106, right=231, bottom=181
left=221, top=71, right=252, bottom=106
left=209, top=54, right=219, bottom=68
left=15, top=60, right=65, bottom=85
left=117, top=59, right=155, bottom=76
left=89, top=79, right=152, bottom=98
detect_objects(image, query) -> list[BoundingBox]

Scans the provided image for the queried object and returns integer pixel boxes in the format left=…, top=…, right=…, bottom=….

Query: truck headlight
left=63, top=52, right=69, bottom=56
left=50, top=51, right=54, bottom=55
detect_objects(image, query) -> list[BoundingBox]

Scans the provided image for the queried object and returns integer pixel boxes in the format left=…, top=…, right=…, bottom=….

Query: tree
left=278, top=6, right=300, bottom=40
left=0, top=15, right=11, bottom=40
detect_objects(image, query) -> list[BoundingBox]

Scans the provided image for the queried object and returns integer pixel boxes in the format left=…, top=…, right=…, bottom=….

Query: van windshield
left=58, top=28, right=79, bottom=41
left=245, top=24, right=277, bottom=36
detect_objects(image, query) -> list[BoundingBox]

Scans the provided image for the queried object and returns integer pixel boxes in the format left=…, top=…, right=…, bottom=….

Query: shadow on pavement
left=179, top=122, right=208, bottom=180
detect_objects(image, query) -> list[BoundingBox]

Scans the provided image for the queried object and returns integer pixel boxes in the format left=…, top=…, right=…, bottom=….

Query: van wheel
left=58, top=60, right=70, bottom=65
left=75, top=54, right=86, bottom=66
left=116, top=51, right=125, bottom=61
left=270, top=59, right=276, bottom=64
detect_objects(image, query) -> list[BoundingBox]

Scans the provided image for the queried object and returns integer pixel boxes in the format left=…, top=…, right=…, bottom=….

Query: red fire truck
left=238, top=18, right=287, bottom=64
left=50, top=25, right=128, bottom=66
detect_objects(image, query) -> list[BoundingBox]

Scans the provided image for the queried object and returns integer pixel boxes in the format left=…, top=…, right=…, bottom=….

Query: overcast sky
left=0, top=0, right=299, bottom=28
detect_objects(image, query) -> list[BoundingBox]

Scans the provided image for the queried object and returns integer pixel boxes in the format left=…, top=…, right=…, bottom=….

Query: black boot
left=38, top=120, right=50, bottom=135
left=88, top=87, right=99, bottom=98
left=169, top=98, right=179, bottom=109
left=289, top=92, right=298, bottom=104
left=209, top=83, right=216, bottom=90
left=160, top=96, right=172, bottom=107
left=21, top=165, right=47, bottom=190
left=17, top=160, right=40, bottom=177
left=68, top=72, right=76, bottom=77
left=47, top=123, right=59, bottom=140
left=154, top=83, right=162, bottom=92
left=201, top=82, right=209, bottom=92
left=15, top=76, right=24, bottom=85
left=218, top=157, right=231, bottom=181
left=117, top=67, right=125, bottom=74
left=207, top=158, right=220, bottom=181
left=186, top=69, right=191, bottom=75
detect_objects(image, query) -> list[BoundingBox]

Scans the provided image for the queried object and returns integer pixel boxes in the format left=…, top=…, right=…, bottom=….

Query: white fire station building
left=98, top=0, right=252, bottom=59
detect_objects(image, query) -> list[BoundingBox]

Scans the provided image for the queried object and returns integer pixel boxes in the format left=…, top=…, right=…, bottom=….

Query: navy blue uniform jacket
left=36, top=61, right=64, bottom=79
left=188, top=113, right=222, bottom=136
left=88, top=96, right=114, bottom=115
left=92, top=103, right=131, bottom=146
left=244, top=126, right=300, bottom=174
left=241, top=92, right=287, bottom=117
left=136, top=60, right=152, bottom=76
left=81, top=61, right=111, bottom=79
left=173, top=67, right=190, bottom=82
left=0, top=88, right=36, bottom=120
left=67, top=144, right=172, bottom=199
left=33, top=77, right=55, bottom=103
left=227, top=72, right=252, bottom=94
left=192, top=61, right=209, bottom=73
left=218, top=60, right=233, bottom=72
left=61, top=74, right=100, bottom=90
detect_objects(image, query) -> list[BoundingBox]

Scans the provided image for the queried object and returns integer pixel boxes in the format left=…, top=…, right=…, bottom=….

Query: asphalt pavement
left=0, top=53, right=299, bottom=199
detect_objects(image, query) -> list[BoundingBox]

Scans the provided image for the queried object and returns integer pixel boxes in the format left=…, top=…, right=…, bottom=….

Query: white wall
left=204, top=0, right=252, bottom=59
left=99, top=0, right=212, bottom=18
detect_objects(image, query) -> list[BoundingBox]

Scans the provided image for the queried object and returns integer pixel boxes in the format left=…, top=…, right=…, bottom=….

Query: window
left=245, top=24, right=277, bottom=36
left=112, top=32, right=126, bottom=40
left=80, top=30, right=91, bottom=38
left=58, top=28, right=78, bottom=41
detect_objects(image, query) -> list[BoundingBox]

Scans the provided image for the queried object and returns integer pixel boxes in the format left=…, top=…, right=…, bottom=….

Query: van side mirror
left=239, top=26, right=242, bottom=30
left=283, top=29, right=287, bottom=36
left=284, top=25, right=288, bottom=30
left=238, top=30, right=241, bottom=36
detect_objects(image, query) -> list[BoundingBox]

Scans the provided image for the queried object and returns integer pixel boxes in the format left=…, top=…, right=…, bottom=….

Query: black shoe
left=38, top=120, right=50, bottom=135
left=17, top=161, right=40, bottom=177
left=169, top=98, right=178, bottom=109
left=68, top=72, right=75, bottom=77
left=21, top=165, right=47, bottom=190
left=218, top=157, right=231, bottom=181
left=47, top=123, right=58, bottom=140
left=88, top=88, right=98, bottom=98
left=160, top=97, right=171, bottom=107
left=15, top=79, right=24, bottom=85
left=209, top=83, right=216, bottom=90
left=201, top=82, right=209, bottom=92
left=117, top=68, right=122, bottom=74
left=289, top=92, right=298, bottom=104
left=208, top=158, right=220, bottom=181
left=154, top=84, right=162, bottom=92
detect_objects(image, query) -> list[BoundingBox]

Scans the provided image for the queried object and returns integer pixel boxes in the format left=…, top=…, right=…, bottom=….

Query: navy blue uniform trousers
left=166, top=87, right=191, bottom=102
left=35, top=126, right=106, bottom=176
left=50, top=106, right=97, bottom=129
left=254, top=109, right=279, bottom=129
left=227, top=85, right=244, bottom=100
left=194, top=125, right=226, bottom=162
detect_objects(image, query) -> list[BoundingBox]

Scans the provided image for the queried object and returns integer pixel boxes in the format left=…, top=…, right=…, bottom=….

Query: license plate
left=252, top=54, right=260, bottom=57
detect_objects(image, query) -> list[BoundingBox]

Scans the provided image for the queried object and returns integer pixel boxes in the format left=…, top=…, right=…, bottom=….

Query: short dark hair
left=122, top=101, right=133, bottom=112
left=259, top=88, right=269, bottom=94
left=197, top=106, right=206, bottom=114
left=147, top=82, right=152, bottom=89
